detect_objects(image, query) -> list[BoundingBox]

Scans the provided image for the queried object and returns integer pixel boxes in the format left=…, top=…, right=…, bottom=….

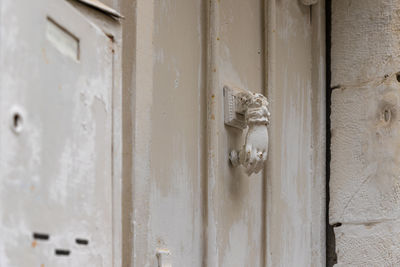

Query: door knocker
left=224, top=86, right=270, bottom=176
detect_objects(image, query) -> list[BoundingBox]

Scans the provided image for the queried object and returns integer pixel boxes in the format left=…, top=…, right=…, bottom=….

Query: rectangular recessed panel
left=46, top=17, right=79, bottom=60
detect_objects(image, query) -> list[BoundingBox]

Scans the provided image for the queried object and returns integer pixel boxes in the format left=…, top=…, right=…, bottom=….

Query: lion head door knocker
left=223, top=86, right=270, bottom=176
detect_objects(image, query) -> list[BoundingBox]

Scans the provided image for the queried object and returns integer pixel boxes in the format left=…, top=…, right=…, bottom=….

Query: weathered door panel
left=149, top=0, right=205, bottom=265
left=207, top=0, right=265, bottom=266
left=266, top=1, right=315, bottom=266
left=0, top=0, right=114, bottom=266
left=129, top=0, right=206, bottom=266
left=127, top=0, right=326, bottom=266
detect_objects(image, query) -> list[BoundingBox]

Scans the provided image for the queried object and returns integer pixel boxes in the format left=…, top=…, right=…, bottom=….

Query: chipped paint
left=0, top=0, right=326, bottom=265
left=0, top=0, right=121, bottom=265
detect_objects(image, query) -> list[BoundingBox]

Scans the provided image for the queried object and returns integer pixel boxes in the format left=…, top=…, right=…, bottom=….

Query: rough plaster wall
left=331, top=0, right=400, bottom=87
left=334, top=222, right=400, bottom=266
left=331, top=0, right=400, bottom=265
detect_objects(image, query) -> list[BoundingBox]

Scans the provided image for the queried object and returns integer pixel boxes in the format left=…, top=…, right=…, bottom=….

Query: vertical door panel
left=150, top=0, right=204, bottom=265
left=207, top=1, right=265, bottom=266
left=130, top=0, right=206, bottom=266
left=0, top=0, right=114, bottom=266
left=265, top=0, right=326, bottom=266
left=266, top=0, right=313, bottom=266
left=127, top=0, right=326, bottom=266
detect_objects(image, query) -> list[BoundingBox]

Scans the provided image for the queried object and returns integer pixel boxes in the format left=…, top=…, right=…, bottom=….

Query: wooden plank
left=206, top=0, right=265, bottom=266
left=265, top=0, right=326, bottom=266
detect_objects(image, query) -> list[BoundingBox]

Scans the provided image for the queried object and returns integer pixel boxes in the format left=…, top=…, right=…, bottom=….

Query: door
left=124, top=0, right=326, bottom=266
left=0, top=0, right=117, bottom=265
left=0, top=0, right=326, bottom=265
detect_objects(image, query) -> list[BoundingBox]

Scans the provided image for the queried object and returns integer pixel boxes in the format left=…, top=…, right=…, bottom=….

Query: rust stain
left=211, top=114, right=215, bottom=120
left=41, top=264, right=45, bottom=267
left=106, top=33, right=114, bottom=41
left=213, top=68, right=216, bottom=72
left=107, top=38, right=115, bottom=54
left=211, top=94, right=215, bottom=99
left=217, top=37, right=220, bottom=41
left=31, top=240, right=37, bottom=248
left=30, top=185, right=35, bottom=191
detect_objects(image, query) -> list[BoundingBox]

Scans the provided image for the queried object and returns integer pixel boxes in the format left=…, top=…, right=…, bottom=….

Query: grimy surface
left=0, top=0, right=114, bottom=265
left=0, top=0, right=326, bottom=266
left=125, top=0, right=326, bottom=266
left=331, top=0, right=400, bottom=265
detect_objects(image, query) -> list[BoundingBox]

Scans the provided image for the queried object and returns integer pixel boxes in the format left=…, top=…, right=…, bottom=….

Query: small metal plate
left=223, top=86, right=247, bottom=130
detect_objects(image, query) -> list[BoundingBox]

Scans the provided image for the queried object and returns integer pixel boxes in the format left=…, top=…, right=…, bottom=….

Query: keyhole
left=14, top=113, right=21, bottom=128
left=383, top=108, right=391, bottom=123
left=10, top=108, right=24, bottom=134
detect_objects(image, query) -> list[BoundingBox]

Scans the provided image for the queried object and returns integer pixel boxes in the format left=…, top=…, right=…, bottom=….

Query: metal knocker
left=224, top=86, right=270, bottom=176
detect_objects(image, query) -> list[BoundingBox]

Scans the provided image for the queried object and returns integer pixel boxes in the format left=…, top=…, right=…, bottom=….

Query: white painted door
left=126, top=0, right=326, bottom=266
left=0, top=0, right=115, bottom=266
left=0, top=0, right=326, bottom=265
